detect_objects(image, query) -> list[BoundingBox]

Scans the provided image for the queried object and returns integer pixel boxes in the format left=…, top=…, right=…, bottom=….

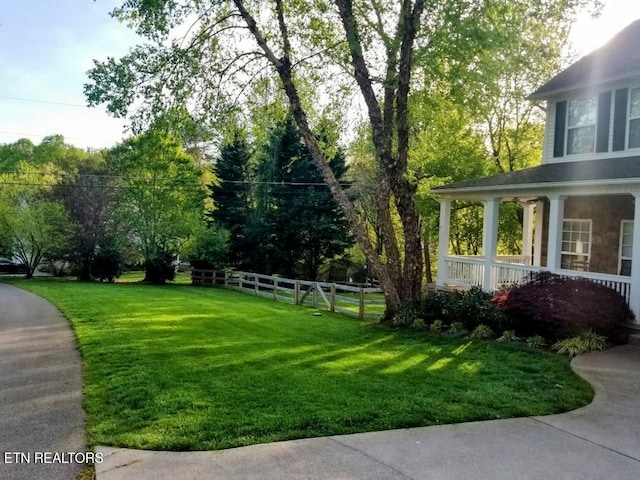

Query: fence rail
left=191, top=269, right=385, bottom=319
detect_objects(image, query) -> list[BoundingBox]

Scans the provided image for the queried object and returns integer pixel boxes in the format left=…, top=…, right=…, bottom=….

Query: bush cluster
left=393, top=286, right=505, bottom=333
left=391, top=272, right=629, bottom=357
left=497, top=272, right=632, bottom=341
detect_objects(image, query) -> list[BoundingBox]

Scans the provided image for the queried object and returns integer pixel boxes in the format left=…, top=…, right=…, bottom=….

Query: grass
left=116, top=271, right=192, bottom=284
left=10, top=279, right=593, bottom=451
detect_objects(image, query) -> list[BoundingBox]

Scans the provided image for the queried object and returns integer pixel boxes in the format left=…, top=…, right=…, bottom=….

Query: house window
left=561, top=219, right=591, bottom=270
left=629, top=88, right=640, bottom=149
left=619, top=220, right=633, bottom=276
left=567, top=97, right=597, bottom=154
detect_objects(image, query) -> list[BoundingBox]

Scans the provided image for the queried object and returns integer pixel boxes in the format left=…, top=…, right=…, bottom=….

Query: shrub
left=498, top=272, right=631, bottom=341
left=497, top=330, right=520, bottom=342
left=552, top=330, right=608, bottom=357
left=417, top=287, right=505, bottom=332
left=447, top=321, right=467, bottom=337
left=429, top=319, right=445, bottom=334
left=526, top=335, right=546, bottom=349
left=144, top=254, right=176, bottom=285
left=468, top=324, right=495, bottom=339
left=91, top=244, right=124, bottom=283
left=183, top=223, right=230, bottom=270
left=392, top=302, right=421, bottom=328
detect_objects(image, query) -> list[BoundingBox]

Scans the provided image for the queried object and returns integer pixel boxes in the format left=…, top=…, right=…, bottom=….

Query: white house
left=434, top=19, right=640, bottom=325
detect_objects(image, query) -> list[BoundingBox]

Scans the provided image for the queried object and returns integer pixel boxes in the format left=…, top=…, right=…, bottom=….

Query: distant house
left=434, top=19, right=640, bottom=324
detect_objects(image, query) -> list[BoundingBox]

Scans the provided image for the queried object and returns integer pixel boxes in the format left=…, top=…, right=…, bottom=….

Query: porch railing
left=445, top=257, right=484, bottom=288
left=443, top=256, right=632, bottom=303
left=558, top=270, right=632, bottom=304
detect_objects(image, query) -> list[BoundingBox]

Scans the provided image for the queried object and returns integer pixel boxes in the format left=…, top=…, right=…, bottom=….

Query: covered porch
left=433, top=158, right=640, bottom=323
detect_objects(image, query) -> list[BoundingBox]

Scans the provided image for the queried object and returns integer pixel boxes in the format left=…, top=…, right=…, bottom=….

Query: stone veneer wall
left=538, top=194, right=634, bottom=274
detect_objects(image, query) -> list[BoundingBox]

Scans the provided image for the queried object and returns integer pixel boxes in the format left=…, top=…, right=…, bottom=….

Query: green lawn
left=116, top=271, right=192, bottom=284
left=11, top=279, right=592, bottom=451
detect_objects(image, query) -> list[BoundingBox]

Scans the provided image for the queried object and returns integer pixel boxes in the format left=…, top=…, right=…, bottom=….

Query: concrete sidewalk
left=96, top=346, right=640, bottom=480
left=0, top=283, right=86, bottom=480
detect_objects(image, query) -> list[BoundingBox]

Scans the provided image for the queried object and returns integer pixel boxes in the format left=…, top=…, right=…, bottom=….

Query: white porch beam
left=522, top=203, right=535, bottom=265
left=436, top=199, right=452, bottom=287
left=533, top=200, right=544, bottom=267
left=482, top=198, right=500, bottom=291
left=628, top=193, right=640, bottom=321
left=546, top=194, right=566, bottom=273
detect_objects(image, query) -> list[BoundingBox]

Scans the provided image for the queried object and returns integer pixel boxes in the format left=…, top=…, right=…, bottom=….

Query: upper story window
left=567, top=97, right=597, bottom=154
left=629, top=87, right=640, bottom=149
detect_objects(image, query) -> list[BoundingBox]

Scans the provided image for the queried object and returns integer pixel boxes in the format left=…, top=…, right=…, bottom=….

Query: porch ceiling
left=433, top=156, right=640, bottom=198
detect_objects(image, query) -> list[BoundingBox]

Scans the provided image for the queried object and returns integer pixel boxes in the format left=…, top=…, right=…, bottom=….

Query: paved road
left=96, top=346, right=640, bottom=480
left=0, top=283, right=85, bottom=480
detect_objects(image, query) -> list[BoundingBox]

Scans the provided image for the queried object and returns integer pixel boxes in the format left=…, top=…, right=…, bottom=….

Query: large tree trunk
left=234, top=0, right=427, bottom=318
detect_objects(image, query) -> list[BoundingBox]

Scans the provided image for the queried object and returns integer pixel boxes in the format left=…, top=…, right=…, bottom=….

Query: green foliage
left=0, top=166, right=72, bottom=278
left=106, top=129, right=208, bottom=283
left=526, top=335, right=546, bottom=349
left=429, top=319, right=445, bottom=335
left=418, top=287, right=506, bottom=332
left=183, top=223, right=230, bottom=270
left=447, top=322, right=467, bottom=337
left=91, top=242, right=125, bottom=283
left=210, top=129, right=253, bottom=267
left=247, top=116, right=353, bottom=279
left=469, top=324, right=496, bottom=340
left=144, top=254, right=176, bottom=285
left=391, top=302, right=422, bottom=328
left=13, top=279, right=593, bottom=451
left=552, top=331, right=608, bottom=358
left=497, top=330, right=521, bottom=343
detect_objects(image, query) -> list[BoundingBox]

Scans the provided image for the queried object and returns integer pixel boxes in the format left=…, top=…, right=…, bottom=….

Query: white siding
left=541, top=76, right=640, bottom=164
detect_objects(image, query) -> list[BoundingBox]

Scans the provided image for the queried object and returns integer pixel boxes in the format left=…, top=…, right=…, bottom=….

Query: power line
left=0, top=95, right=95, bottom=109
left=0, top=171, right=352, bottom=187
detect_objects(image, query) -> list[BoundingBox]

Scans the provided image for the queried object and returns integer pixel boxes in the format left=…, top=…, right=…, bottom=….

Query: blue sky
left=1, top=1, right=639, bottom=150
left=0, top=0, right=138, bottom=148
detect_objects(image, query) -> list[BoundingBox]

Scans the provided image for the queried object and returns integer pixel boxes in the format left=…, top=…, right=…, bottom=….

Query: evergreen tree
left=210, top=130, right=253, bottom=267
left=254, top=116, right=352, bottom=279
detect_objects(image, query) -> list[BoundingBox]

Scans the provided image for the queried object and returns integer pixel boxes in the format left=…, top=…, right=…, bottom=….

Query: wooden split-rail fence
left=191, top=269, right=386, bottom=319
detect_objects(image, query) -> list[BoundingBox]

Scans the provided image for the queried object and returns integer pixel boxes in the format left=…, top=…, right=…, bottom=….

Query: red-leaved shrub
left=499, top=272, right=633, bottom=340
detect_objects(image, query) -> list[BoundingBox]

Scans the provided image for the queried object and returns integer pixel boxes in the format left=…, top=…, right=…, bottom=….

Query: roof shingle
left=529, top=19, right=640, bottom=99
left=433, top=156, right=640, bottom=194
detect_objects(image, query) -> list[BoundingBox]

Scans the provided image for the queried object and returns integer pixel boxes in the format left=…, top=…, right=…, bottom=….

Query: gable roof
left=433, top=156, right=640, bottom=195
left=529, top=19, right=640, bottom=100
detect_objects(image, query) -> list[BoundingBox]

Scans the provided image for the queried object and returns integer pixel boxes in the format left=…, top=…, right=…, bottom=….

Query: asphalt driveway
left=0, top=283, right=85, bottom=480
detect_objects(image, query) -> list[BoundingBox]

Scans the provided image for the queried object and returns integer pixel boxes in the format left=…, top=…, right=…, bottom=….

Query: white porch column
left=546, top=194, right=566, bottom=273
left=628, top=193, right=640, bottom=321
left=522, top=203, right=535, bottom=265
left=436, top=199, right=452, bottom=287
left=533, top=200, right=544, bottom=267
left=482, top=198, right=500, bottom=291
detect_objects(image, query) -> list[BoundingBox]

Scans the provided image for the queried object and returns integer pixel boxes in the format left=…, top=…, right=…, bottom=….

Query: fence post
left=358, top=287, right=365, bottom=319
left=294, top=280, right=300, bottom=305
left=312, top=282, right=318, bottom=308
left=330, top=283, right=336, bottom=312
left=273, top=277, right=278, bottom=301
left=254, top=274, right=259, bottom=295
left=239, top=274, right=244, bottom=291
left=224, top=269, right=229, bottom=287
